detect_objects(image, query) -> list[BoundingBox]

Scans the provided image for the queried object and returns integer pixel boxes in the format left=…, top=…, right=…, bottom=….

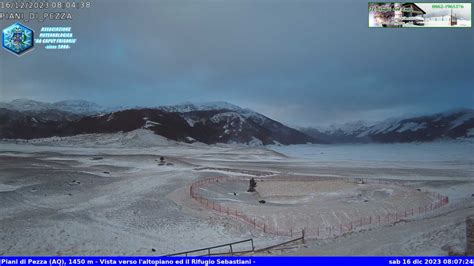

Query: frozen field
left=0, top=131, right=473, bottom=255
left=198, top=177, right=440, bottom=237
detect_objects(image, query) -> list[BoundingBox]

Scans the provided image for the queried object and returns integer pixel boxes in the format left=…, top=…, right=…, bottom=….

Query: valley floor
left=0, top=137, right=473, bottom=255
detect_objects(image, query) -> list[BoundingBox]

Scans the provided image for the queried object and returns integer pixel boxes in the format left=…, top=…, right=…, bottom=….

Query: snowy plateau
left=0, top=99, right=473, bottom=256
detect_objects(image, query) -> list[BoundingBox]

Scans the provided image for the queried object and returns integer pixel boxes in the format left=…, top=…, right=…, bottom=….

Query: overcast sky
left=0, top=0, right=472, bottom=127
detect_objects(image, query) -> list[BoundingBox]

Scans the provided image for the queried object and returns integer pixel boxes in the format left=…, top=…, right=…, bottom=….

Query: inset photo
left=369, top=2, right=472, bottom=27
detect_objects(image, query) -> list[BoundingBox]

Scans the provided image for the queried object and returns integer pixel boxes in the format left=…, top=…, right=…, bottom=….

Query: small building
left=400, top=3, right=426, bottom=25
left=370, top=3, right=426, bottom=27
left=401, top=3, right=426, bottom=18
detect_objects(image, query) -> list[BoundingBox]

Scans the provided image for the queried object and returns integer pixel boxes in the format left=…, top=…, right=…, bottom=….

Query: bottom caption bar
left=0, top=257, right=474, bottom=266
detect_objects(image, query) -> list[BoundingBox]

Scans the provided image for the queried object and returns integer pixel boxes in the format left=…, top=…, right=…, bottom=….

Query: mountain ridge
left=300, top=108, right=474, bottom=143
left=1, top=98, right=472, bottom=144
left=0, top=99, right=317, bottom=145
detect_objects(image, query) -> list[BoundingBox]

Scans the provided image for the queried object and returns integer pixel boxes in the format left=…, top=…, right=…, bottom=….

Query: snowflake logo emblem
left=2, top=23, right=34, bottom=56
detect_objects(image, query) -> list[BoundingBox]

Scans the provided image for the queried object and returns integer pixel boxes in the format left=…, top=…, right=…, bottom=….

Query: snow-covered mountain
left=0, top=99, right=113, bottom=115
left=0, top=99, right=52, bottom=112
left=52, top=100, right=111, bottom=115
left=158, top=102, right=243, bottom=113
left=0, top=100, right=316, bottom=145
left=301, top=108, right=474, bottom=143
left=3, top=98, right=472, bottom=144
left=162, top=102, right=284, bottom=132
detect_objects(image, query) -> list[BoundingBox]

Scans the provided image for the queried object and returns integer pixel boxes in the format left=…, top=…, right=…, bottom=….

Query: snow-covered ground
left=198, top=177, right=440, bottom=239
left=268, top=141, right=474, bottom=163
left=0, top=134, right=473, bottom=255
left=424, top=19, right=472, bottom=27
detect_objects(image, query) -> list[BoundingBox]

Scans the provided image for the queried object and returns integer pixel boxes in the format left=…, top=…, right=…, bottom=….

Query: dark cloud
left=1, top=0, right=472, bottom=126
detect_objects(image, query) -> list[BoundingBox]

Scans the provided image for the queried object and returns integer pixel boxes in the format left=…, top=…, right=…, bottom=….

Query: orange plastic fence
left=189, top=176, right=449, bottom=239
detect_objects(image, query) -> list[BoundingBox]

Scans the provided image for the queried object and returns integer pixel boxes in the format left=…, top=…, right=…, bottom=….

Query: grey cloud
left=0, top=0, right=472, bottom=126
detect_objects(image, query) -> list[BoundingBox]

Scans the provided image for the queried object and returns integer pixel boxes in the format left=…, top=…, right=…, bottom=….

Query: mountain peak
left=54, top=99, right=100, bottom=105
left=1, top=98, right=113, bottom=115
left=0, top=101, right=317, bottom=145
left=52, top=100, right=107, bottom=115
left=158, top=101, right=243, bottom=113
left=10, top=98, right=40, bottom=103
left=301, top=108, right=474, bottom=143
left=6, top=98, right=52, bottom=112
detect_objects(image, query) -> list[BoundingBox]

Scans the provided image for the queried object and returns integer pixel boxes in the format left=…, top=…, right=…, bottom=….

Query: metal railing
left=164, top=238, right=255, bottom=257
